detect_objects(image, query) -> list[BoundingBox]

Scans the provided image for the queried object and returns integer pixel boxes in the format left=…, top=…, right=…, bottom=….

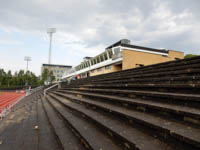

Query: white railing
left=44, top=84, right=58, bottom=97
left=26, top=86, right=42, bottom=96
left=112, top=51, right=122, bottom=60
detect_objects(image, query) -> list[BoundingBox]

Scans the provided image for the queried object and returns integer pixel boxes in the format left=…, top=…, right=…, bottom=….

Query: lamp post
left=47, top=28, right=56, bottom=64
left=46, top=28, right=56, bottom=84
left=24, top=56, right=31, bottom=72
left=24, top=56, right=31, bottom=88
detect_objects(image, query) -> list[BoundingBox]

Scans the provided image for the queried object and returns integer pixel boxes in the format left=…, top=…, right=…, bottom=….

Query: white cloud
left=0, top=0, right=200, bottom=75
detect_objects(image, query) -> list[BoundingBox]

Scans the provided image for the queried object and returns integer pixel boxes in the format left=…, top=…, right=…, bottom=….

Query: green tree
left=7, top=70, right=12, bottom=87
left=0, top=69, right=7, bottom=86
left=0, top=68, right=43, bottom=88
left=41, top=68, right=55, bottom=84
left=184, top=54, right=199, bottom=59
left=42, top=68, right=48, bottom=82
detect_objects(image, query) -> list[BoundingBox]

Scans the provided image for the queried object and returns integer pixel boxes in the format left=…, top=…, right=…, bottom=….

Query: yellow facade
left=89, top=64, right=122, bottom=76
left=168, top=50, right=184, bottom=59
left=86, top=49, right=184, bottom=76
left=122, top=49, right=184, bottom=70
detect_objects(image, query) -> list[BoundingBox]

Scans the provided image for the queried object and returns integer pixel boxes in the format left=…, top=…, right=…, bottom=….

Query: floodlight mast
left=24, top=56, right=31, bottom=72
left=47, top=28, right=56, bottom=64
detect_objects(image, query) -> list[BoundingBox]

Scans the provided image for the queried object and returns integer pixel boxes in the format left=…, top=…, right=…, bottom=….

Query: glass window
left=104, top=53, right=108, bottom=60
left=108, top=50, right=113, bottom=58
left=105, top=65, right=111, bottom=70
left=96, top=58, right=98, bottom=63
left=100, top=55, right=104, bottom=62
left=97, top=68, right=102, bottom=72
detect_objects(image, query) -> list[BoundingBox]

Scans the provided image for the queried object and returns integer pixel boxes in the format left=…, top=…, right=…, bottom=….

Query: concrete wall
left=122, top=49, right=184, bottom=70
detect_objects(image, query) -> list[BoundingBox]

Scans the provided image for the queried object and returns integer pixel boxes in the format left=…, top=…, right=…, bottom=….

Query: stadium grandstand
left=0, top=55, right=200, bottom=150
left=62, top=39, right=184, bottom=80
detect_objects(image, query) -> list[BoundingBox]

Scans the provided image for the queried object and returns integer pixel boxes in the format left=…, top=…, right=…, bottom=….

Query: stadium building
left=41, top=64, right=72, bottom=81
left=62, top=39, right=184, bottom=80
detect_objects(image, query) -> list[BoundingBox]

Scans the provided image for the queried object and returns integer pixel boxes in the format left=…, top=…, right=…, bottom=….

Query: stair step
left=48, top=93, right=176, bottom=150
left=62, top=88, right=200, bottom=101
left=42, top=97, right=86, bottom=150
left=57, top=89, right=200, bottom=125
left=51, top=91, right=200, bottom=149
left=61, top=88, right=200, bottom=108
left=83, top=83, right=200, bottom=88
left=46, top=95, right=123, bottom=150
left=81, top=83, right=200, bottom=94
left=38, top=98, right=62, bottom=150
left=87, top=68, right=200, bottom=83
left=89, top=76, right=200, bottom=84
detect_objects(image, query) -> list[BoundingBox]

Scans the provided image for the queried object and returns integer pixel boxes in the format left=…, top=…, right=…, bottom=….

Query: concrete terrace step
left=87, top=76, right=200, bottom=85
left=87, top=68, right=200, bottom=83
left=48, top=93, right=176, bottom=150
left=82, top=83, right=200, bottom=88
left=46, top=95, right=123, bottom=150
left=80, top=83, right=200, bottom=94
left=37, top=98, right=62, bottom=150
left=56, top=89, right=200, bottom=125
left=50, top=91, right=200, bottom=149
left=42, top=97, right=87, bottom=150
left=66, top=69, right=200, bottom=88
left=66, top=76, right=200, bottom=88
left=67, top=56, right=200, bottom=84
left=60, top=88, right=200, bottom=107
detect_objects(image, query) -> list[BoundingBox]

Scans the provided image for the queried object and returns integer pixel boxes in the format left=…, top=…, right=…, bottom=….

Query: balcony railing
left=112, top=51, right=122, bottom=60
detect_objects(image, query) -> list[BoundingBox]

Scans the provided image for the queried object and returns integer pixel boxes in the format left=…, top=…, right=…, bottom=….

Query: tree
left=0, top=69, right=6, bottom=86
left=41, top=68, right=56, bottom=84
left=42, top=68, right=48, bottom=82
left=0, top=68, right=43, bottom=88
left=7, top=70, right=12, bottom=87
left=184, top=54, right=199, bottom=59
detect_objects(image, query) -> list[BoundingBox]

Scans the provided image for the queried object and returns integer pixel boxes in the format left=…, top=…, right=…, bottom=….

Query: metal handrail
left=44, top=84, right=58, bottom=97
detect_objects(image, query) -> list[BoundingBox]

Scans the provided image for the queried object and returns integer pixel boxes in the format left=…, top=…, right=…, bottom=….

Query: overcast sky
left=0, top=0, right=200, bottom=75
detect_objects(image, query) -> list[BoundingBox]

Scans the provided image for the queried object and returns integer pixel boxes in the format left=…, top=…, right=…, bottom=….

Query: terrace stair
left=0, top=56, right=200, bottom=150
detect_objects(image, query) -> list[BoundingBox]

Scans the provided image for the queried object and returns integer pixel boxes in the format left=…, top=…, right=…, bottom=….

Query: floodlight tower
left=24, top=56, right=31, bottom=72
left=47, top=28, right=56, bottom=64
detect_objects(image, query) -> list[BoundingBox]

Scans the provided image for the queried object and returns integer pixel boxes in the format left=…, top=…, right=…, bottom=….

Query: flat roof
left=42, top=64, right=72, bottom=68
left=84, top=57, right=93, bottom=59
left=106, top=40, right=169, bottom=54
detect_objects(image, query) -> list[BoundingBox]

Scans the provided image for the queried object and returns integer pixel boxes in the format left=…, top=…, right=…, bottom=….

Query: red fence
left=0, top=91, right=25, bottom=119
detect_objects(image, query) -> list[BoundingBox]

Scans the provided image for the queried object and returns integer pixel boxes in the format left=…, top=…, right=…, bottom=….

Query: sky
left=0, top=0, right=200, bottom=76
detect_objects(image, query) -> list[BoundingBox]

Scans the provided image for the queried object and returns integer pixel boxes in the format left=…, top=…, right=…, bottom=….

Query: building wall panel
left=122, top=49, right=184, bottom=70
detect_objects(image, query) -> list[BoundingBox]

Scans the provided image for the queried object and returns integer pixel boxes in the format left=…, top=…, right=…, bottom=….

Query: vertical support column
left=107, top=51, right=110, bottom=59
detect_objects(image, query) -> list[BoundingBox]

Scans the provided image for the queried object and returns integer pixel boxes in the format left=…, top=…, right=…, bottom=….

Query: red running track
left=0, top=91, right=25, bottom=114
